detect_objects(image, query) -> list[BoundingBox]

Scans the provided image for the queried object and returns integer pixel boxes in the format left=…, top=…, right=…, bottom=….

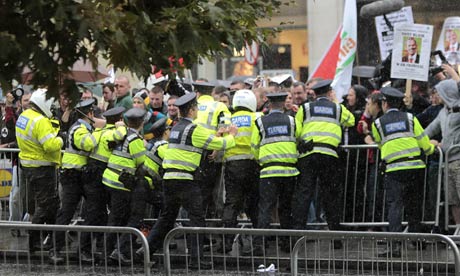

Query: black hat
left=380, top=87, right=404, bottom=100
left=311, top=79, right=333, bottom=95
left=193, top=81, right=215, bottom=94
left=75, top=98, right=95, bottom=113
left=124, top=108, right=146, bottom=121
left=266, top=92, right=288, bottom=102
left=102, top=106, right=126, bottom=119
left=150, top=117, right=171, bottom=137
left=174, top=92, right=197, bottom=108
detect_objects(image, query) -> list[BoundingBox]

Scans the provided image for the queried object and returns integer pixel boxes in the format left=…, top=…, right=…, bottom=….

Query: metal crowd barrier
left=0, top=222, right=151, bottom=276
left=162, top=227, right=460, bottom=276
left=444, top=144, right=460, bottom=234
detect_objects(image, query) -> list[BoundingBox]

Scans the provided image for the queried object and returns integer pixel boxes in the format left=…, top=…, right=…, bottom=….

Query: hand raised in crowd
left=442, top=63, right=460, bottom=82
left=228, top=124, right=238, bottom=136
left=115, top=120, right=126, bottom=128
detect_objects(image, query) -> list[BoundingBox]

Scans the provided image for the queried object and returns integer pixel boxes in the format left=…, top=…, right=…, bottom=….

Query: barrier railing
left=0, top=222, right=151, bottom=276
left=162, top=227, right=460, bottom=276
left=444, top=144, right=460, bottom=233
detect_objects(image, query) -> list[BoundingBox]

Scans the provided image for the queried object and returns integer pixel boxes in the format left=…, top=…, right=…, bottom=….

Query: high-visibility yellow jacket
left=15, top=108, right=63, bottom=167
left=143, top=139, right=168, bottom=189
left=61, top=119, right=97, bottom=170
left=194, top=95, right=231, bottom=134
left=163, top=118, right=236, bottom=181
left=102, top=128, right=146, bottom=191
left=372, top=109, right=434, bottom=172
left=295, top=97, right=355, bottom=158
left=224, top=110, right=257, bottom=162
left=89, top=124, right=127, bottom=164
left=251, top=110, right=300, bottom=178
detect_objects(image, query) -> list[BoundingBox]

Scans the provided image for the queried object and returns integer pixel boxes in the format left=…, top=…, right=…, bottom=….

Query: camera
left=11, top=87, right=24, bottom=103
left=429, top=50, right=448, bottom=77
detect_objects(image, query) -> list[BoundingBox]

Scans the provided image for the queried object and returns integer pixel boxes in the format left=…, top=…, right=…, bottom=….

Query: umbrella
left=21, top=59, right=109, bottom=84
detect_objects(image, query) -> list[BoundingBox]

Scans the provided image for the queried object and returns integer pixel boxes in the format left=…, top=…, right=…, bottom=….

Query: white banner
left=435, top=17, right=460, bottom=65
left=391, top=24, right=433, bottom=81
left=375, top=6, right=414, bottom=60
left=331, top=0, right=357, bottom=100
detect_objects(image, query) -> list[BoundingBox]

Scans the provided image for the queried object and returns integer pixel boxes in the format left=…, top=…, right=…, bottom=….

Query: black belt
left=386, top=156, right=421, bottom=165
left=261, top=162, right=296, bottom=169
left=312, top=142, right=337, bottom=151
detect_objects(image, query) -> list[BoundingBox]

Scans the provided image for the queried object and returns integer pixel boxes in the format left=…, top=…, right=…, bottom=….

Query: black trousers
left=222, top=160, right=259, bottom=229
left=198, top=156, right=219, bottom=217
left=385, top=168, right=425, bottom=233
left=54, top=169, right=87, bottom=250
left=147, top=179, right=205, bottom=261
left=105, top=187, right=131, bottom=253
left=119, top=178, right=149, bottom=255
left=23, top=166, right=59, bottom=249
left=257, top=176, right=294, bottom=230
left=292, top=154, right=342, bottom=230
left=80, top=160, right=109, bottom=253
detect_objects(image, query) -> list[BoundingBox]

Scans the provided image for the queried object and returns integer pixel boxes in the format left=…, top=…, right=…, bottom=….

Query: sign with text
left=435, top=17, right=460, bottom=65
left=375, top=6, right=414, bottom=60
left=391, top=24, right=433, bottom=81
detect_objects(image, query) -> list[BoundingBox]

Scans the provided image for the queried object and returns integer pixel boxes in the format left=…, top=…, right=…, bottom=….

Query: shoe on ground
left=109, top=249, right=131, bottom=266
left=188, top=259, right=212, bottom=270
left=79, top=250, right=94, bottom=264
left=333, top=240, right=343, bottom=250
left=378, top=246, right=401, bottom=258
left=48, top=249, right=64, bottom=265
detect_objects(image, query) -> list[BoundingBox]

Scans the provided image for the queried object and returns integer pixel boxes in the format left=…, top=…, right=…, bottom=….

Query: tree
left=0, top=0, right=284, bottom=98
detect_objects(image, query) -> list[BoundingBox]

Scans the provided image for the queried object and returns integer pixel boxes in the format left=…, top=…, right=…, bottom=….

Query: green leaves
left=0, top=0, right=283, bottom=98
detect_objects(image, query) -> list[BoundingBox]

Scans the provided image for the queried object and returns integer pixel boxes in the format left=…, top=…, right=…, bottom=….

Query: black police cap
left=311, top=79, right=333, bottom=95
left=102, top=106, right=126, bottom=118
left=192, top=81, right=215, bottom=94
left=75, top=99, right=96, bottom=114
left=266, top=92, right=288, bottom=102
left=76, top=98, right=95, bottom=111
left=380, top=87, right=405, bottom=100
left=150, top=117, right=170, bottom=136
left=174, top=92, right=197, bottom=108
left=124, top=107, right=146, bottom=120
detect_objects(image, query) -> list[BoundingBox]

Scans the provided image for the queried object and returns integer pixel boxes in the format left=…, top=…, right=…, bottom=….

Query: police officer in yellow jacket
left=49, top=99, right=97, bottom=264
left=194, top=82, right=231, bottom=217
left=292, top=80, right=355, bottom=241
left=372, top=87, right=434, bottom=257
left=251, top=91, right=300, bottom=254
left=101, top=108, right=146, bottom=261
left=142, top=92, right=237, bottom=269
left=15, top=89, right=63, bottom=253
left=143, top=117, right=172, bottom=218
left=219, top=89, right=260, bottom=253
left=79, top=106, right=126, bottom=261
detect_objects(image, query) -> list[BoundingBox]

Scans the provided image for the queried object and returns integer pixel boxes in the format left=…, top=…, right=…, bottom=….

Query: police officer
left=49, top=99, right=97, bottom=264
left=15, top=89, right=63, bottom=253
left=79, top=106, right=126, bottom=261
left=140, top=92, right=237, bottom=269
left=251, top=91, right=299, bottom=254
left=292, top=80, right=355, bottom=246
left=102, top=108, right=146, bottom=262
left=372, top=87, right=434, bottom=257
left=219, top=89, right=260, bottom=253
left=143, top=117, right=172, bottom=218
left=194, top=82, right=231, bottom=217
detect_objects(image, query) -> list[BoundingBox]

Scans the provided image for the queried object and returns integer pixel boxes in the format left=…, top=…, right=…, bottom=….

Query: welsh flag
left=309, top=0, right=357, bottom=100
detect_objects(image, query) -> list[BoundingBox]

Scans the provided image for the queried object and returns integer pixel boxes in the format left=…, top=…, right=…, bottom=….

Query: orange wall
left=271, top=29, right=309, bottom=77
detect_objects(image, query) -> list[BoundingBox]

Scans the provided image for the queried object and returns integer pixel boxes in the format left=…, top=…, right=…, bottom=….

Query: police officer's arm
left=156, top=143, right=168, bottom=160
left=340, top=104, right=355, bottom=127
left=250, top=121, right=261, bottom=161
left=413, top=117, right=435, bottom=155
left=113, top=125, right=127, bottom=142
left=36, top=119, right=63, bottom=152
left=371, top=122, right=382, bottom=148
left=130, top=138, right=146, bottom=167
left=74, top=126, right=97, bottom=152
left=217, top=104, right=232, bottom=126
left=192, top=124, right=236, bottom=151
left=294, top=105, right=305, bottom=140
